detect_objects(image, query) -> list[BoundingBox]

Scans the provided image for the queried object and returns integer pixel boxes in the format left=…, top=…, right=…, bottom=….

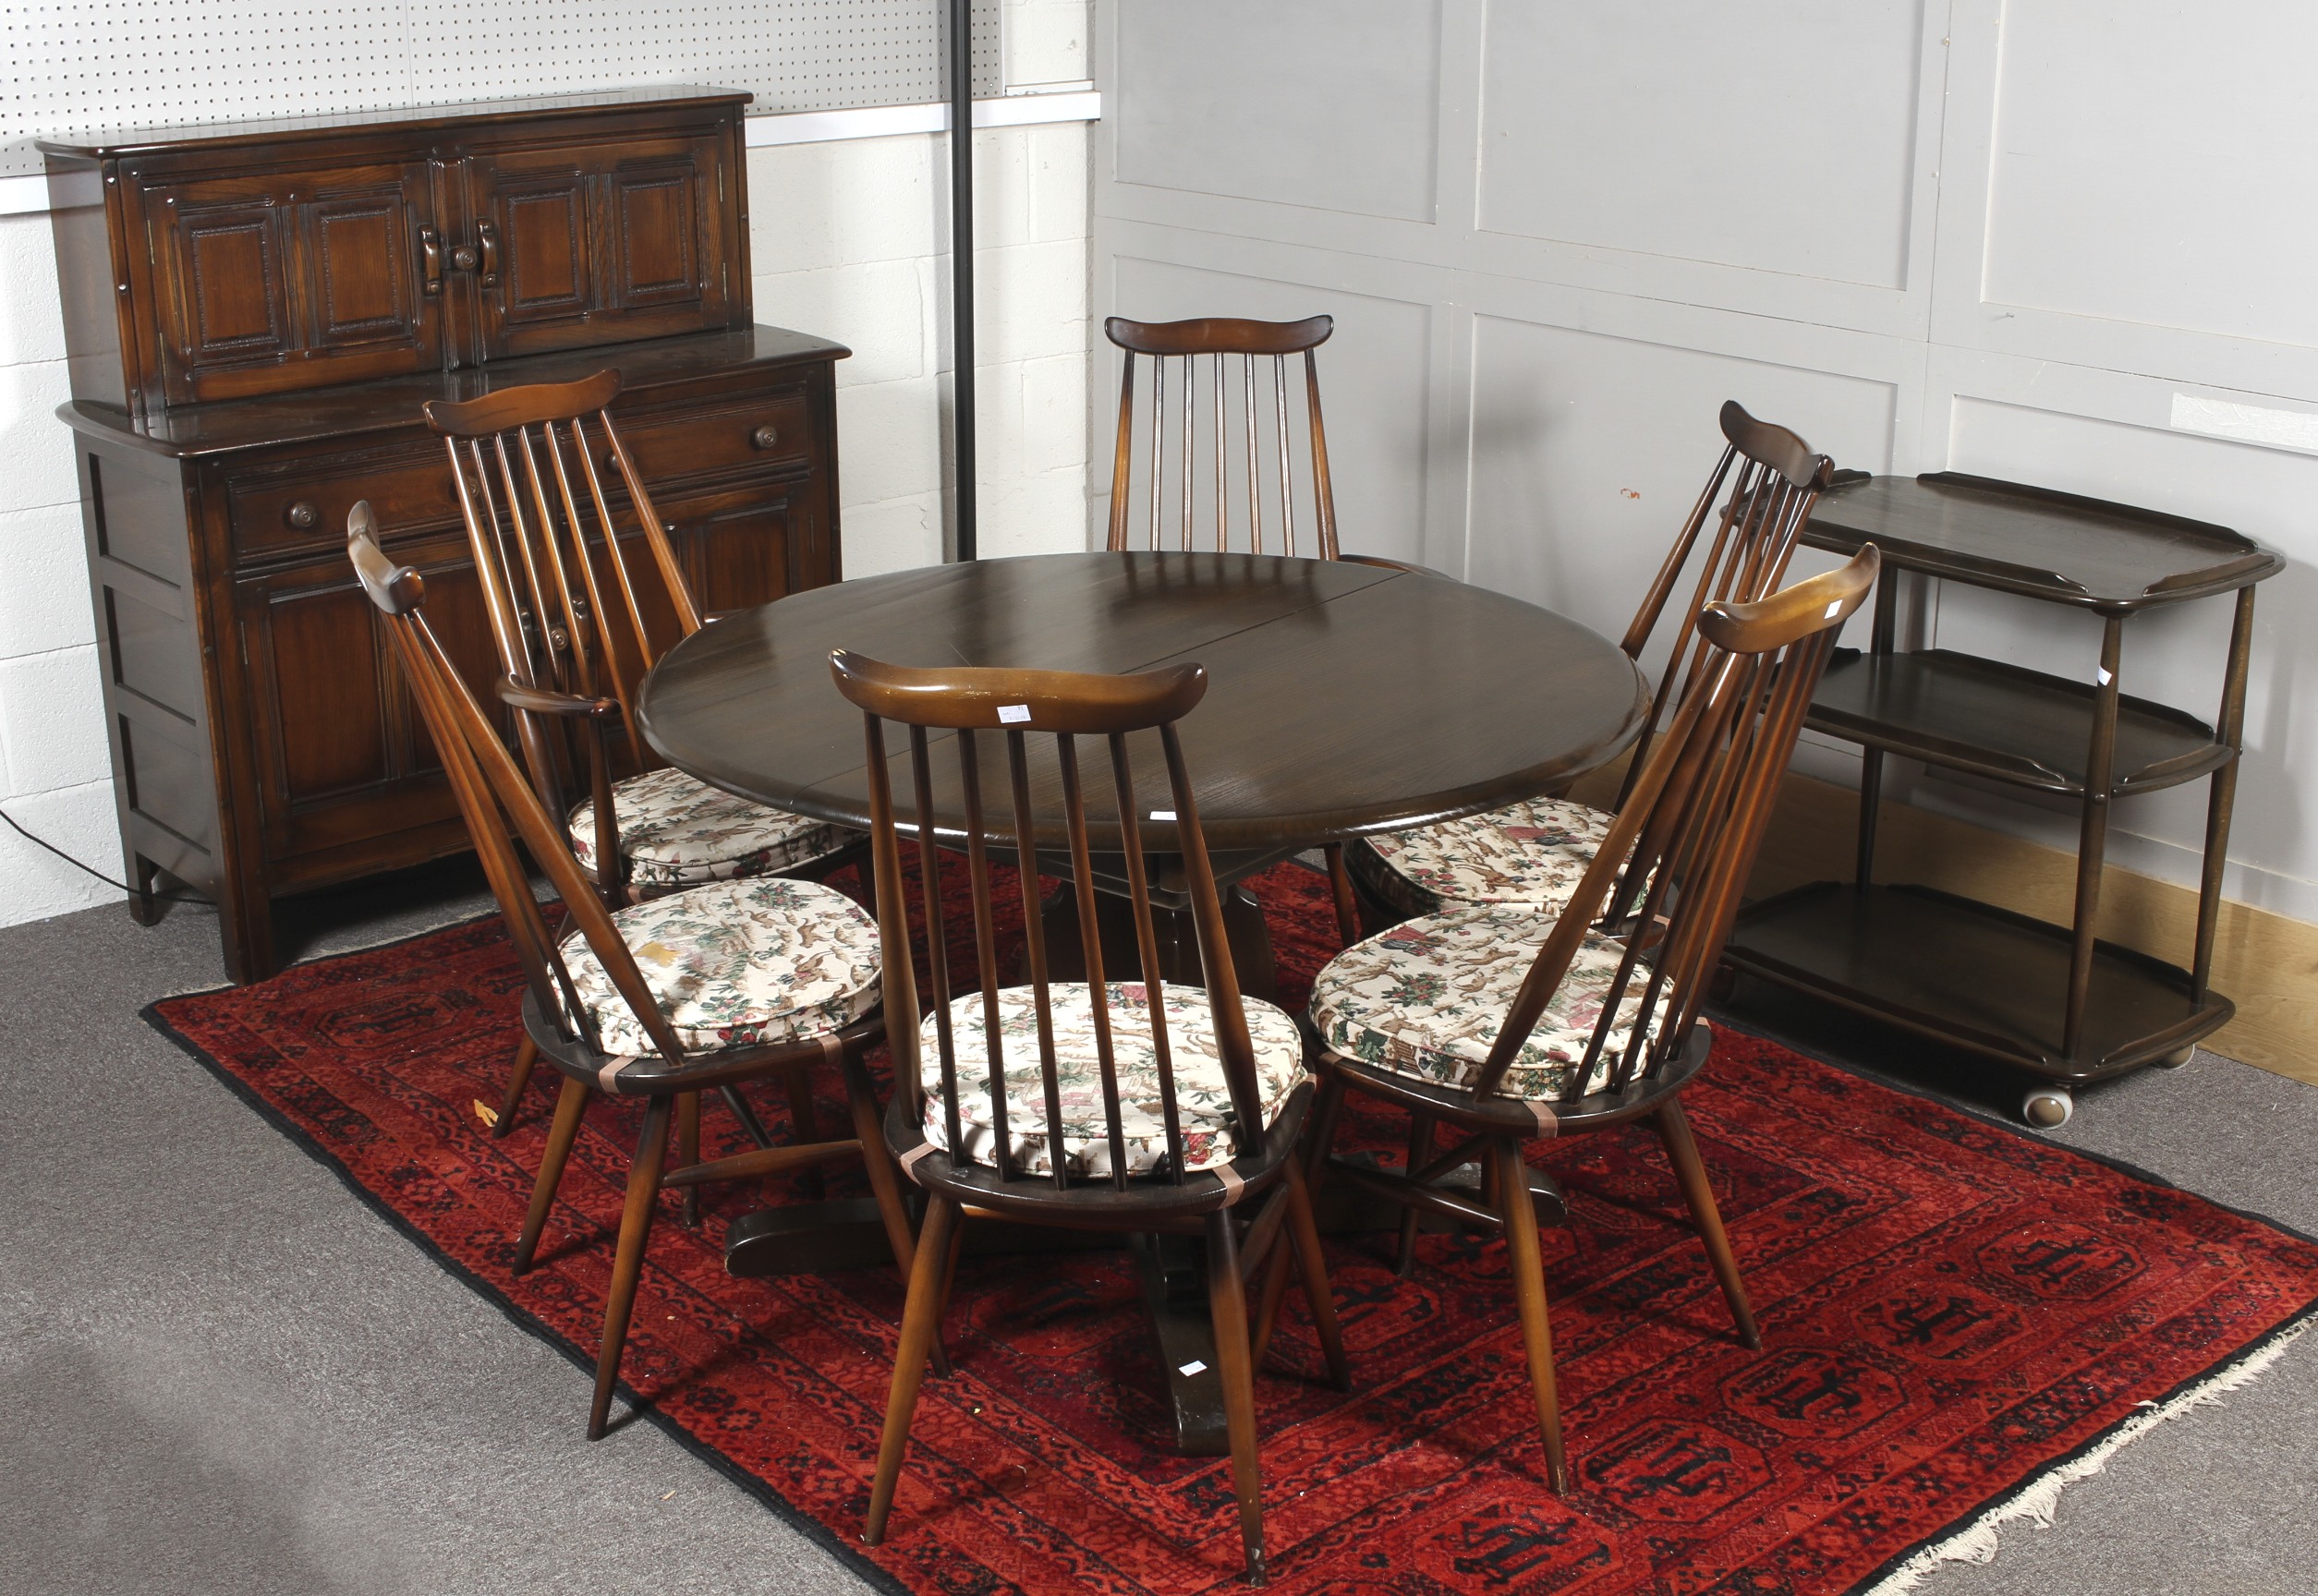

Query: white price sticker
left=1178, top=1360, right=1208, bottom=1376
left=996, top=703, right=1031, bottom=724
left=1823, top=599, right=1843, bottom=620
left=2095, top=668, right=2112, bottom=688
left=1150, top=809, right=1176, bottom=821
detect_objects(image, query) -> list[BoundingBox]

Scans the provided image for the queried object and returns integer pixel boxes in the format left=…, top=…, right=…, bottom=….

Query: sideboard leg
left=126, top=853, right=163, bottom=926
left=216, top=882, right=279, bottom=985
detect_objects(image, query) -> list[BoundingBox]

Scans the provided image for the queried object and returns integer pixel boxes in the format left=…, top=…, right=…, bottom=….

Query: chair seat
left=918, top=983, right=1306, bottom=1179
left=569, top=765, right=853, bottom=890
left=1349, top=795, right=1618, bottom=917
left=1308, top=904, right=1674, bottom=1102
left=563, top=877, right=882, bottom=1065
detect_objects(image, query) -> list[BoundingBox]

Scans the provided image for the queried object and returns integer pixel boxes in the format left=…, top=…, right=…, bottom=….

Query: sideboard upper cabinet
left=45, top=88, right=750, bottom=416
left=42, top=91, right=850, bottom=984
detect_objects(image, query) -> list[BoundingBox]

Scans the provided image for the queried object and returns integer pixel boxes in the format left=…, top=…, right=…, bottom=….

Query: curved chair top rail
left=420, top=368, right=625, bottom=437
left=1698, top=545, right=1879, bottom=654
left=346, top=502, right=424, bottom=613
left=1105, top=313, right=1332, bottom=357
left=1717, top=399, right=1834, bottom=493
left=830, top=651, right=1208, bottom=735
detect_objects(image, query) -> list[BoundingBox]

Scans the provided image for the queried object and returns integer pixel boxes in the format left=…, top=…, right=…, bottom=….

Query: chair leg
left=1283, top=1159, right=1350, bottom=1390
left=1654, top=1099, right=1760, bottom=1350
left=1205, top=1208, right=1268, bottom=1585
left=1323, top=842, right=1362, bottom=948
left=839, top=1046, right=951, bottom=1378
left=784, top=1066, right=827, bottom=1199
left=865, top=1193, right=961, bottom=1547
left=1494, top=1135, right=1569, bottom=1492
left=841, top=1050, right=917, bottom=1285
left=493, top=1035, right=540, bottom=1138
left=514, top=1076, right=590, bottom=1276
left=675, top=1091, right=701, bottom=1229
left=589, top=1094, right=674, bottom=1440
left=1395, top=1110, right=1434, bottom=1278
left=1254, top=1072, right=1349, bottom=1368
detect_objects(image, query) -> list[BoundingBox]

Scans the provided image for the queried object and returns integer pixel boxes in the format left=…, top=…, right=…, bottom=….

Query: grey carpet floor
left=2, top=865, right=2312, bottom=1596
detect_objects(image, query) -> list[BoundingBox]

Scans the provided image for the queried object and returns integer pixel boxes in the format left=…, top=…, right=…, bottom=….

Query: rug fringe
left=1858, top=1313, right=2313, bottom=1595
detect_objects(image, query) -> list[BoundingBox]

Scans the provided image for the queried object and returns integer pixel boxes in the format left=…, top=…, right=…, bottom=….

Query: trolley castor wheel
left=2021, top=1086, right=2074, bottom=1129
left=2154, top=1045, right=2196, bottom=1070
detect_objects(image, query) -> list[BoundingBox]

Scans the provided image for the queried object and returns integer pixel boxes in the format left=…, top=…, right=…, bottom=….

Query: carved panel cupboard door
left=140, top=159, right=445, bottom=405
left=467, top=127, right=741, bottom=361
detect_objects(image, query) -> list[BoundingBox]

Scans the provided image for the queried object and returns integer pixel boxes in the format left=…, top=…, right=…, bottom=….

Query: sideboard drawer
left=613, top=392, right=811, bottom=487
left=228, top=443, right=462, bottom=561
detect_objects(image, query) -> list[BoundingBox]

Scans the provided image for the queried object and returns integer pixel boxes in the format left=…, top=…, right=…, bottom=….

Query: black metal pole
left=949, top=0, right=977, bottom=561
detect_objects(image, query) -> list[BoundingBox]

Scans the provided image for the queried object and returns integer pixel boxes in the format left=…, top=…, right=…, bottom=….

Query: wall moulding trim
left=0, top=90, right=1101, bottom=216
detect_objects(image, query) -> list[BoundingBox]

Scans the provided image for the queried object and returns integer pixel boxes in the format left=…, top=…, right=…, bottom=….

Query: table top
left=638, top=551, right=1648, bottom=853
left=1804, top=472, right=2283, bottom=612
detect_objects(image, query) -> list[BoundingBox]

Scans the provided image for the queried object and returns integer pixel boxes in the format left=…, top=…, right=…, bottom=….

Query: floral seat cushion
left=563, top=877, right=881, bottom=1062
left=569, top=765, right=852, bottom=891
left=916, top=983, right=1306, bottom=1179
left=1309, top=903, right=1676, bottom=1103
left=1349, top=795, right=1620, bottom=918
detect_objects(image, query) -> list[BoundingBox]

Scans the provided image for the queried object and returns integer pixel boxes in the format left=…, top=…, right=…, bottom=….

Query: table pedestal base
left=1036, top=880, right=1279, bottom=1004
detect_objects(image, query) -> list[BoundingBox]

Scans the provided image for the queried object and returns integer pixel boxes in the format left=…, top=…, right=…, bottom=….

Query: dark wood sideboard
left=41, top=88, right=848, bottom=981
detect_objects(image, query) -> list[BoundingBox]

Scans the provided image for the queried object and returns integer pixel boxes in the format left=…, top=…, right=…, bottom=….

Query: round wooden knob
left=450, top=245, right=480, bottom=272
left=751, top=424, right=781, bottom=450
left=285, top=500, right=320, bottom=530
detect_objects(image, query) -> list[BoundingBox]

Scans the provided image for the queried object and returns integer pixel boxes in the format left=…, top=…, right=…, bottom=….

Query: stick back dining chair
left=1290, top=546, right=1880, bottom=1492
left=421, top=369, right=860, bottom=1140
left=347, top=509, right=919, bottom=1441
left=1349, top=401, right=1836, bottom=922
left=1105, top=311, right=1422, bottom=947
left=836, top=651, right=1346, bottom=1585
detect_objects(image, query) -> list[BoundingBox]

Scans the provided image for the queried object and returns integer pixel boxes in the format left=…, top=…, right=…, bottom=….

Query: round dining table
left=639, top=550, right=1648, bottom=977
left=637, top=549, right=1647, bottom=1454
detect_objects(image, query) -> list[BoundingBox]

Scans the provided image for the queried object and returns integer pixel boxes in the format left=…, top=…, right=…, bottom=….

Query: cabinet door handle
left=285, top=500, right=320, bottom=531
left=476, top=221, right=500, bottom=288
left=419, top=227, right=443, bottom=296
left=751, top=424, right=781, bottom=451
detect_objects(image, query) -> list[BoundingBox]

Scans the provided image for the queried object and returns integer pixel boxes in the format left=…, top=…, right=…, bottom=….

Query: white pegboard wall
left=0, top=0, right=1002, bottom=176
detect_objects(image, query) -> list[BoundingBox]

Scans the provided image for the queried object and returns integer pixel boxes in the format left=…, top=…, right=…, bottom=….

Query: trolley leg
left=2192, top=586, right=2256, bottom=1000
left=2061, top=618, right=2124, bottom=1062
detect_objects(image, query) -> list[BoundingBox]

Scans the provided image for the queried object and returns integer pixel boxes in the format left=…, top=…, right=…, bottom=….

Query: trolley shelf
left=1722, top=883, right=2233, bottom=1082
left=1809, top=648, right=2231, bottom=798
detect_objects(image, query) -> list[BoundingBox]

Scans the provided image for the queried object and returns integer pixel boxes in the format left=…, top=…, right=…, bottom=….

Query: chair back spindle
left=1609, top=401, right=1836, bottom=804
left=831, top=653, right=1273, bottom=1193
left=421, top=370, right=698, bottom=889
left=347, top=511, right=694, bottom=1073
left=1106, top=315, right=1340, bottom=559
left=1474, top=545, right=1882, bottom=1108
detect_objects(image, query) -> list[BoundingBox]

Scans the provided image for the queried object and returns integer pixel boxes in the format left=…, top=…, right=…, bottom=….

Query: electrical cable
left=0, top=804, right=216, bottom=912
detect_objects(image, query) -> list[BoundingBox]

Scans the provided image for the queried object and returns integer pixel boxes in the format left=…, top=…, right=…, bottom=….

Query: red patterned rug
left=148, top=862, right=2318, bottom=1596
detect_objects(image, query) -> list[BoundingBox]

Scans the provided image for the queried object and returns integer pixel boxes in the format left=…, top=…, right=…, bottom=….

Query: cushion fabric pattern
left=569, top=765, right=852, bottom=890
left=563, top=877, right=881, bottom=1063
left=1309, top=903, right=1674, bottom=1102
left=916, top=983, right=1305, bottom=1179
left=1350, top=795, right=1618, bottom=917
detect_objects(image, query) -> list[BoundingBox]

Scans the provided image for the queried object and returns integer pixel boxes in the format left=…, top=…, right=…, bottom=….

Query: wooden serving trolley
left=1721, top=472, right=2283, bottom=1126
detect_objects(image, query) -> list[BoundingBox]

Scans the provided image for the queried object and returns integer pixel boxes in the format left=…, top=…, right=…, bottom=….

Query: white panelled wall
left=0, top=2, right=1096, bottom=930
left=1092, top=0, right=2318, bottom=935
